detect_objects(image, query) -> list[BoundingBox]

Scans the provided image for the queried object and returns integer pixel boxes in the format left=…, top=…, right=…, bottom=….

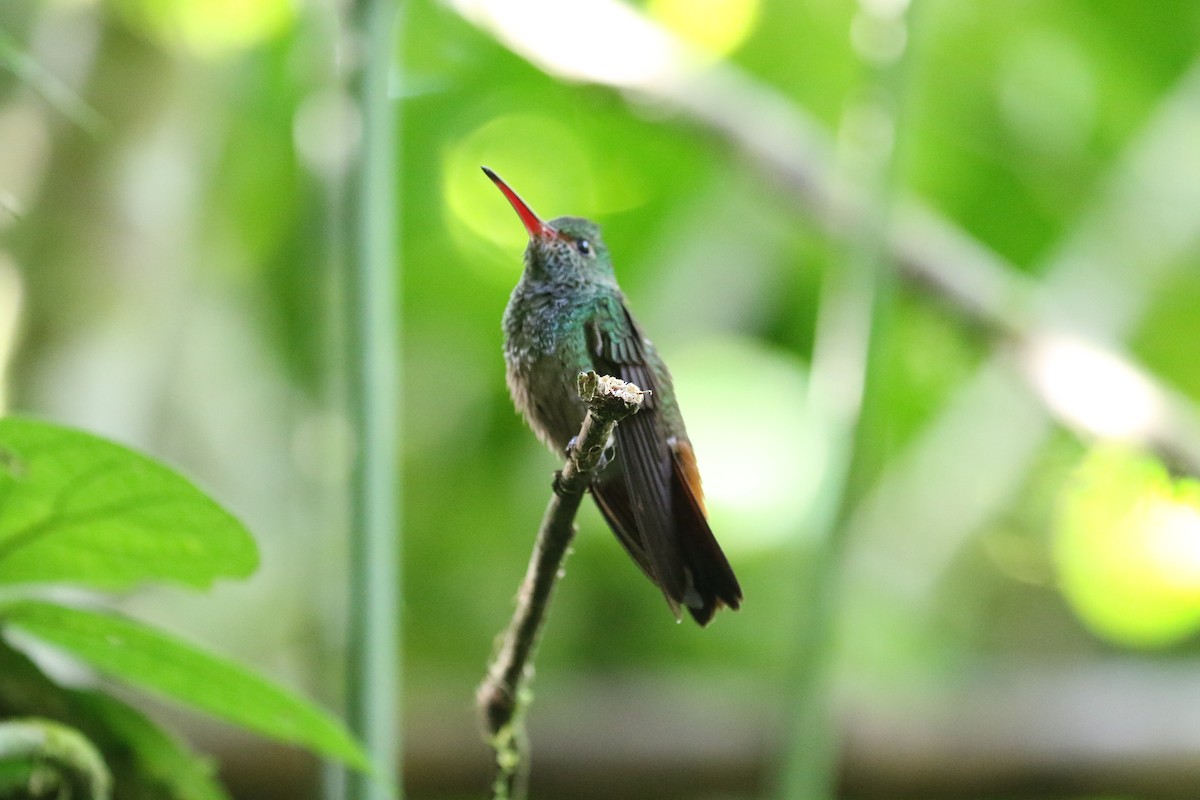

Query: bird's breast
left=503, top=291, right=594, bottom=452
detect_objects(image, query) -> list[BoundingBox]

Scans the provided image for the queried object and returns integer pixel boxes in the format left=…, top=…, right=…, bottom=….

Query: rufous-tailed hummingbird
left=484, top=167, right=742, bottom=626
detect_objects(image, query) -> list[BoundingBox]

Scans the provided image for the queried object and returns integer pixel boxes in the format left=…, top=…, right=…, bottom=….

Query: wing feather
left=586, top=297, right=741, bottom=624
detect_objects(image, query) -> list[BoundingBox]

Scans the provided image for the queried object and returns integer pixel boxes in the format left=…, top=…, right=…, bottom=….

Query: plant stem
left=477, top=372, right=646, bottom=799
left=343, top=0, right=401, bottom=797
left=776, top=6, right=921, bottom=798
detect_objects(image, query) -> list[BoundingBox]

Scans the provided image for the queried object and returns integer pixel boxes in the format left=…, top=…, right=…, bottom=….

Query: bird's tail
left=590, top=418, right=742, bottom=625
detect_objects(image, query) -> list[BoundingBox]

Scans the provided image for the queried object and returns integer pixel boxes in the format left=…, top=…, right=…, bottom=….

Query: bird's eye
left=576, top=239, right=592, bottom=255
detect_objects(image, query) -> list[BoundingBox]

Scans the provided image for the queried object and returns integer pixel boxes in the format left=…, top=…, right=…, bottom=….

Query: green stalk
left=776, top=6, right=921, bottom=798
left=0, top=718, right=111, bottom=799
left=343, top=0, right=401, bottom=798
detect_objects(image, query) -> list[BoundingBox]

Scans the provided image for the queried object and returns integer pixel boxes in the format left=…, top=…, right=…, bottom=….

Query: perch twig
left=477, top=371, right=646, bottom=799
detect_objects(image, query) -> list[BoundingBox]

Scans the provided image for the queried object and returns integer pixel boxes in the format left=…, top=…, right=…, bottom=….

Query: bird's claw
left=565, top=436, right=615, bottom=472
left=595, top=442, right=615, bottom=472
left=552, top=469, right=570, bottom=497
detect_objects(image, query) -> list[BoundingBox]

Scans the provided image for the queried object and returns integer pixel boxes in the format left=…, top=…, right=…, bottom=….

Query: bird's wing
left=587, top=297, right=686, bottom=616
left=586, top=296, right=741, bottom=624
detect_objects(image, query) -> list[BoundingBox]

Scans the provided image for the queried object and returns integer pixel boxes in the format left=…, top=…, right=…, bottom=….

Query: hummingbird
left=484, top=166, right=742, bottom=626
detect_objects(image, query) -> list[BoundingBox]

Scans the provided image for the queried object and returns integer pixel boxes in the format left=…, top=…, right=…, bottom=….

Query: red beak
left=482, top=167, right=556, bottom=240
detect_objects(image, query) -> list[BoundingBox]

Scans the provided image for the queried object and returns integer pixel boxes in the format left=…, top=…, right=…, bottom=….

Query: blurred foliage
left=0, top=637, right=225, bottom=800
left=0, top=418, right=367, bottom=795
left=111, top=0, right=295, bottom=58
left=0, top=716, right=111, bottom=800
left=1, top=0, right=1199, bottom=797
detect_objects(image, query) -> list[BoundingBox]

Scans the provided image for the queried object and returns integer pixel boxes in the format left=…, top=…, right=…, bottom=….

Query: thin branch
left=477, top=371, right=646, bottom=800
left=448, top=0, right=1200, bottom=478
left=0, top=30, right=105, bottom=135
left=842, top=59, right=1200, bottom=611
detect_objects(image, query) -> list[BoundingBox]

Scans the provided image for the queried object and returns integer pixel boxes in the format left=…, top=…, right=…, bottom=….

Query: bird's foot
left=564, top=435, right=615, bottom=472
left=595, top=442, right=615, bottom=472
left=551, top=469, right=572, bottom=498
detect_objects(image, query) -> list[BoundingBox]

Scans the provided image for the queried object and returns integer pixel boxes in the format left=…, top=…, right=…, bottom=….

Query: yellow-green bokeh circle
left=116, top=0, right=293, bottom=58
left=444, top=114, right=600, bottom=261
left=669, top=337, right=818, bottom=552
left=647, top=0, right=761, bottom=57
left=1055, top=448, right=1200, bottom=647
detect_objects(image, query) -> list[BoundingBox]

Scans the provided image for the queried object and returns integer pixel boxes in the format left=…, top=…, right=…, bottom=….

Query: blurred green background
left=4, top=0, right=1200, bottom=798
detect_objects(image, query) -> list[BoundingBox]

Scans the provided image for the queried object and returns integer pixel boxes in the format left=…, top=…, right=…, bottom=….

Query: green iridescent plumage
left=489, top=171, right=741, bottom=625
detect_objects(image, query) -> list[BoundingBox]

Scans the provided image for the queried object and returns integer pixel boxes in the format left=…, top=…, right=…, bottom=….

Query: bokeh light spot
left=1055, top=447, right=1200, bottom=647
left=668, top=338, right=819, bottom=552
left=444, top=114, right=600, bottom=260
left=646, top=0, right=760, bottom=58
left=1025, top=333, right=1162, bottom=441
left=998, top=32, right=1096, bottom=157
left=293, top=88, right=362, bottom=181
left=115, top=0, right=293, bottom=58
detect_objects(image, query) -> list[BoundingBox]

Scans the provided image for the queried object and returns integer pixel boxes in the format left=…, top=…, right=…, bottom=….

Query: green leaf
left=0, top=417, right=258, bottom=590
left=0, top=600, right=369, bottom=770
left=70, top=693, right=229, bottom=800
left=0, top=639, right=229, bottom=800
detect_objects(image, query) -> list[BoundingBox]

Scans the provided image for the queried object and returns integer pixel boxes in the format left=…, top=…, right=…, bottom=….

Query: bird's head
left=483, top=167, right=616, bottom=286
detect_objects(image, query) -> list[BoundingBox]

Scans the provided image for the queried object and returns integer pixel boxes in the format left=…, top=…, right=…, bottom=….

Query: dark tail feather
left=590, top=414, right=742, bottom=626
left=611, top=407, right=692, bottom=611
left=669, top=440, right=742, bottom=626
left=591, top=475, right=682, bottom=618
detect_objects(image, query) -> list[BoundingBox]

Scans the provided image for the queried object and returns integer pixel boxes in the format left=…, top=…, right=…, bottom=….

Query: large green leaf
left=0, top=417, right=257, bottom=589
left=0, top=639, right=229, bottom=800
left=0, top=600, right=369, bottom=770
